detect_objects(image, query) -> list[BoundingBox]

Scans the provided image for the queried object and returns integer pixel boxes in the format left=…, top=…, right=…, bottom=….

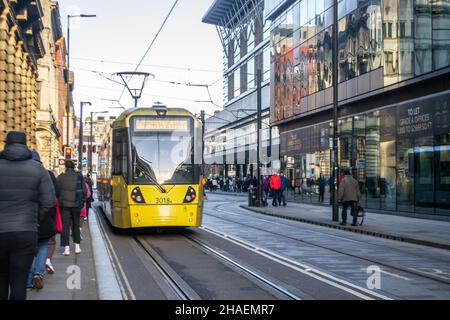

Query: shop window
left=397, top=137, right=414, bottom=212
left=380, top=108, right=397, bottom=211
left=435, top=133, right=450, bottom=215
left=415, top=136, right=435, bottom=214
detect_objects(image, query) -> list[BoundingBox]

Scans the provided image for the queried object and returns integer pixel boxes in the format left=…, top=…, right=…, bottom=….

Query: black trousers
left=60, top=207, right=81, bottom=247
left=342, top=201, right=358, bottom=224
left=272, top=190, right=280, bottom=206
left=318, top=187, right=325, bottom=202
left=0, top=232, right=37, bottom=300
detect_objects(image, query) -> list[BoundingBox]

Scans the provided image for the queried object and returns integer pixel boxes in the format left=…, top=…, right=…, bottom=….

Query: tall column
left=6, top=26, right=16, bottom=132
left=30, top=71, right=37, bottom=148
left=14, top=41, right=23, bottom=131
left=20, top=52, right=28, bottom=132
left=26, top=66, right=32, bottom=145
left=0, top=8, right=9, bottom=149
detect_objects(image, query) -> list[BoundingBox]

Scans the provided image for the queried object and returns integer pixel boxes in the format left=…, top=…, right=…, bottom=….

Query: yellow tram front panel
left=128, top=184, right=203, bottom=228
left=112, top=184, right=203, bottom=228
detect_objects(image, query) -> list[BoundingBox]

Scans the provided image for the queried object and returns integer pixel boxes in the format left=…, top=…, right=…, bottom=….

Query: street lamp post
left=89, top=111, right=108, bottom=174
left=200, top=110, right=206, bottom=176
left=256, top=68, right=263, bottom=207
left=66, top=14, right=96, bottom=148
left=332, top=0, right=340, bottom=222
left=78, top=101, right=91, bottom=171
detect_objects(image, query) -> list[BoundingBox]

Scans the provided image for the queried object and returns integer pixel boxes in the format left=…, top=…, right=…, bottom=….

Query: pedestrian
left=269, top=173, right=281, bottom=207
left=26, top=151, right=57, bottom=291
left=80, top=176, right=93, bottom=235
left=84, top=173, right=94, bottom=220
left=0, top=132, right=55, bottom=300
left=338, top=169, right=361, bottom=226
left=279, top=172, right=288, bottom=206
left=57, top=160, right=87, bottom=256
left=46, top=170, right=60, bottom=275
left=262, top=176, right=269, bottom=206
left=318, top=174, right=327, bottom=203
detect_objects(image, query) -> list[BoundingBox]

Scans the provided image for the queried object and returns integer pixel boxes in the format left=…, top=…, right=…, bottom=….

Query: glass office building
left=269, top=0, right=450, bottom=217
left=203, top=0, right=280, bottom=178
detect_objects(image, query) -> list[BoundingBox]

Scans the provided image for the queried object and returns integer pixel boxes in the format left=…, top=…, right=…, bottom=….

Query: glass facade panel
left=415, top=135, right=435, bottom=213
left=277, top=91, right=450, bottom=216
left=398, top=0, right=415, bottom=80
left=432, top=0, right=450, bottom=70
left=338, top=17, right=348, bottom=82
left=435, top=132, right=450, bottom=215
left=357, top=1, right=371, bottom=75
left=270, top=0, right=449, bottom=122
left=380, top=108, right=397, bottom=210
left=308, top=36, right=317, bottom=94
left=414, top=0, right=433, bottom=75
left=299, top=41, right=309, bottom=98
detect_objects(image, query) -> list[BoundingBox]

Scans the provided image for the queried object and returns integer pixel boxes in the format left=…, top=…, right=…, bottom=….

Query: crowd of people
left=205, top=173, right=290, bottom=207
left=205, top=169, right=362, bottom=226
left=0, top=131, right=94, bottom=300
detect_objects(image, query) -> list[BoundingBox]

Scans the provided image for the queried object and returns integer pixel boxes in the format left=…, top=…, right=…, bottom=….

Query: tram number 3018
left=156, top=197, right=172, bottom=205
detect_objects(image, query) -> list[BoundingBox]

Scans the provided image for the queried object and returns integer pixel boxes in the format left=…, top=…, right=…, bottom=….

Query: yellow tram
left=97, top=105, right=204, bottom=229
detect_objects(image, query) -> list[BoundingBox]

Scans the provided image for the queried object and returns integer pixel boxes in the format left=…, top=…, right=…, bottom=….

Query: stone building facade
left=0, top=0, right=45, bottom=149
left=36, top=0, right=65, bottom=171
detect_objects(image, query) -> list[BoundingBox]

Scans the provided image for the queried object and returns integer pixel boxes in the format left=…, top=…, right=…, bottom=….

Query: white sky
left=59, top=0, right=223, bottom=119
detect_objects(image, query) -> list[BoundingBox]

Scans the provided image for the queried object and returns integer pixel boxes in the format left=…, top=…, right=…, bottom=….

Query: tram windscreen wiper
left=132, top=145, right=167, bottom=193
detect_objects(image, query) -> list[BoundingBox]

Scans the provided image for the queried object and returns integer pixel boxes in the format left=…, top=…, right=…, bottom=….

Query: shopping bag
left=55, top=199, right=63, bottom=234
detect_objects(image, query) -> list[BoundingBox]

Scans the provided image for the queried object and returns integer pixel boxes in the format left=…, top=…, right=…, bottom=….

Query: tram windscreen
left=131, top=117, right=194, bottom=185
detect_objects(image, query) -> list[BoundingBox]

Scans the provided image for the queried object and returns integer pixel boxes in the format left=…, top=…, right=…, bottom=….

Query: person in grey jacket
left=0, top=132, right=55, bottom=300
left=338, top=168, right=361, bottom=226
left=57, top=160, right=86, bottom=256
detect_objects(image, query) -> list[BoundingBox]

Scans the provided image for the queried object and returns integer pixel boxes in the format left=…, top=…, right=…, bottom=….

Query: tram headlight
left=131, top=187, right=146, bottom=204
left=183, top=187, right=196, bottom=203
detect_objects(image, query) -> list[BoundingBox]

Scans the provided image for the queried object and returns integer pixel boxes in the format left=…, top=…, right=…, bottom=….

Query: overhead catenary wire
left=71, top=66, right=223, bottom=108
left=118, top=0, right=180, bottom=103
left=71, top=56, right=222, bottom=74
left=72, top=66, right=222, bottom=87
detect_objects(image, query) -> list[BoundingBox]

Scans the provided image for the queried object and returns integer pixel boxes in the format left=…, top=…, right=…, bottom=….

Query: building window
left=384, top=51, right=395, bottom=75
left=399, top=21, right=406, bottom=38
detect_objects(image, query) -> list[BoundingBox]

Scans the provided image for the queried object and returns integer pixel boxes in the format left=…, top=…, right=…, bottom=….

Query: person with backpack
left=57, top=160, right=87, bottom=256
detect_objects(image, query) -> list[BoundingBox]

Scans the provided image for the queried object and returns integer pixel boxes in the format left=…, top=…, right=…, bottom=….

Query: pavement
left=26, top=208, right=121, bottom=300
left=207, top=190, right=450, bottom=250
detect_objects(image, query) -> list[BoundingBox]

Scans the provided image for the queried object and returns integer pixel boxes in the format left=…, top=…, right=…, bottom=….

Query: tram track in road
left=133, top=235, right=200, bottom=300
left=133, top=234, right=301, bottom=300
left=205, top=202, right=450, bottom=287
left=182, top=235, right=302, bottom=300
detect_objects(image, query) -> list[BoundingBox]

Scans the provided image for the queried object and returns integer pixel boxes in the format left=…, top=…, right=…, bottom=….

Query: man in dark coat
left=57, top=160, right=86, bottom=256
left=0, top=132, right=55, bottom=300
